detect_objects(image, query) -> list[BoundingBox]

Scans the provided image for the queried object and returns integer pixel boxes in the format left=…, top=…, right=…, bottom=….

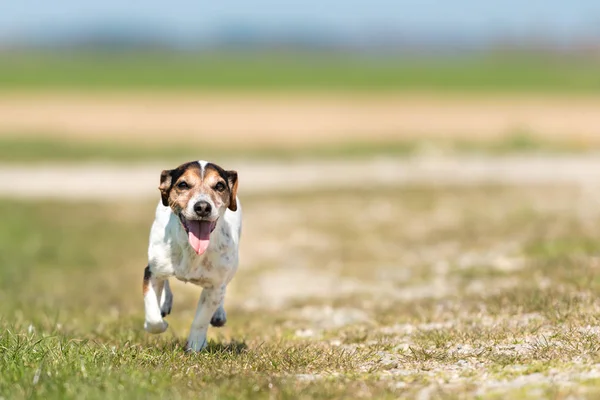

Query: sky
left=1, top=0, right=600, bottom=45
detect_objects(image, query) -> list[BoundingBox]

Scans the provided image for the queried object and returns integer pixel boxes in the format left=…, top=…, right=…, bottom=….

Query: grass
left=1, top=51, right=600, bottom=93
left=0, top=135, right=416, bottom=163
left=1, top=331, right=380, bottom=399
left=0, top=133, right=592, bottom=164
left=3, top=185, right=600, bottom=398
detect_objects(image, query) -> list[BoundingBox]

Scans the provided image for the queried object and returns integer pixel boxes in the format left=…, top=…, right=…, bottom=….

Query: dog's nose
left=193, top=201, right=212, bottom=217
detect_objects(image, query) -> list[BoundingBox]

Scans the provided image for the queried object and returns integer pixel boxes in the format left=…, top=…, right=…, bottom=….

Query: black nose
left=193, top=201, right=212, bottom=216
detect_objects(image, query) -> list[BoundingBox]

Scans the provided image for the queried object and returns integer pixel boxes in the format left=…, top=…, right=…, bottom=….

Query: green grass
left=4, top=185, right=600, bottom=398
left=0, top=136, right=415, bottom=163
left=1, top=331, right=383, bottom=399
left=0, top=133, right=590, bottom=164
left=1, top=51, right=600, bottom=92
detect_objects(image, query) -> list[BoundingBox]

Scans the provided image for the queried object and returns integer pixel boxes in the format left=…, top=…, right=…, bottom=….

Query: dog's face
left=158, top=161, right=238, bottom=255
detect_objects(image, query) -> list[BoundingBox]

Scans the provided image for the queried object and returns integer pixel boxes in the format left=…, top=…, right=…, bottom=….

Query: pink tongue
left=187, top=220, right=213, bottom=255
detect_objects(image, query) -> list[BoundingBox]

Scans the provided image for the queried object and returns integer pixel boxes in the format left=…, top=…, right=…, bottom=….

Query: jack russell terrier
left=143, top=160, right=241, bottom=351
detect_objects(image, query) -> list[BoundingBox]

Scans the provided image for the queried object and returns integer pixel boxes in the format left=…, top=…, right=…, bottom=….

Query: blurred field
left=1, top=52, right=600, bottom=164
left=1, top=53, right=600, bottom=92
left=3, top=185, right=600, bottom=398
left=1, top=91, right=600, bottom=163
left=0, top=134, right=591, bottom=164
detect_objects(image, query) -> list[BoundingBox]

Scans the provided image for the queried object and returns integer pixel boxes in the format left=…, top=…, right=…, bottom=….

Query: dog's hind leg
left=210, top=287, right=227, bottom=327
left=143, top=265, right=169, bottom=334
left=160, top=279, right=173, bottom=317
left=210, top=302, right=227, bottom=327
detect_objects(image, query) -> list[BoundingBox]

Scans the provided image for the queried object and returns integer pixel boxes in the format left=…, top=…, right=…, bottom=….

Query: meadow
left=2, top=50, right=600, bottom=399
left=1, top=52, right=600, bottom=92
left=0, top=133, right=588, bottom=164
left=3, top=184, right=600, bottom=398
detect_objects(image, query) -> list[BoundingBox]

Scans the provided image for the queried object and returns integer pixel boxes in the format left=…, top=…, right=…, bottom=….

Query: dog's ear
left=226, top=170, right=238, bottom=211
left=158, top=169, right=173, bottom=207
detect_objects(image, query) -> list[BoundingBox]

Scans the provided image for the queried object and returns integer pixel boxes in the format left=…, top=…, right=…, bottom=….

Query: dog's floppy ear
left=226, top=170, right=239, bottom=211
left=158, top=169, right=173, bottom=207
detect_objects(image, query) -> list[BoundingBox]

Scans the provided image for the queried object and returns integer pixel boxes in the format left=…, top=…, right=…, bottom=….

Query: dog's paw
left=160, top=283, right=173, bottom=317
left=186, top=334, right=208, bottom=352
left=160, top=305, right=172, bottom=318
left=210, top=306, right=227, bottom=327
left=144, top=320, right=168, bottom=334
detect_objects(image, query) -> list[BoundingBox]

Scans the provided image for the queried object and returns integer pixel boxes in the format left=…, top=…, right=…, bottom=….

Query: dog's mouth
left=179, top=214, right=217, bottom=255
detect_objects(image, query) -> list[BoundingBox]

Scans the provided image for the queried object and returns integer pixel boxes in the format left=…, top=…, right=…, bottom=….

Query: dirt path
left=2, top=93, right=600, bottom=145
left=5, top=155, right=600, bottom=200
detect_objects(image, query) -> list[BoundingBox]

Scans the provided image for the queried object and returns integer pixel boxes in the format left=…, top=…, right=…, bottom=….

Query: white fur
left=143, top=161, right=241, bottom=351
left=198, top=160, right=209, bottom=174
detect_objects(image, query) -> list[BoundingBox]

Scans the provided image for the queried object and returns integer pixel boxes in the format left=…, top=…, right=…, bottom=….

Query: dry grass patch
left=3, top=184, right=600, bottom=398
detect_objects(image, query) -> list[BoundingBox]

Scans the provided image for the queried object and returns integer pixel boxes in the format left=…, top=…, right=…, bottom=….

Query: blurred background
left=1, top=0, right=600, bottom=159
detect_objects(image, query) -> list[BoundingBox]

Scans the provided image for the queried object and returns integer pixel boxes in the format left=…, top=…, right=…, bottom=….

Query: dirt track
left=2, top=93, right=600, bottom=145
left=4, top=155, right=600, bottom=200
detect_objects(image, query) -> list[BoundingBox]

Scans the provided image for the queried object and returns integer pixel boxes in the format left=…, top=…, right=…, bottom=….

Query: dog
left=142, top=160, right=241, bottom=352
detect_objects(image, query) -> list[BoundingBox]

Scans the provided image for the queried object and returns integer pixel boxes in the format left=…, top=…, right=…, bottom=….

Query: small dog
left=143, top=160, right=241, bottom=351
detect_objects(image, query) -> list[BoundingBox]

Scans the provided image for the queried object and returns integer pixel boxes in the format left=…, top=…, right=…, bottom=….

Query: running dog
left=142, top=160, right=241, bottom=351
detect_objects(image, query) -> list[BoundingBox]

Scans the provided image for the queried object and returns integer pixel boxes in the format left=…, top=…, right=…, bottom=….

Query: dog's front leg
left=186, top=286, right=225, bottom=352
left=143, top=265, right=169, bottom=334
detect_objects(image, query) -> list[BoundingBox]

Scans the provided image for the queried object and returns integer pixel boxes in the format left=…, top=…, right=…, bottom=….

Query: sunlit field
left=1, top=52, right=600, bottom=92
left=3, top=184, right=600, bottom=398
left=2, top=50, right=600, bottom=399
left=0, top=134, right=591, bottom=164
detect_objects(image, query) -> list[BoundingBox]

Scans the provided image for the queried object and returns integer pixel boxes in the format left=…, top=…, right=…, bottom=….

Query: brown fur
left=203, top=163, right=238, bottom=212
left=142, top=265, right=151, bottom=295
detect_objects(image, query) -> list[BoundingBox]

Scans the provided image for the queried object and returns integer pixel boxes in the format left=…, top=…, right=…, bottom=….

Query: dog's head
left=158, top=161, right=238, bottom=255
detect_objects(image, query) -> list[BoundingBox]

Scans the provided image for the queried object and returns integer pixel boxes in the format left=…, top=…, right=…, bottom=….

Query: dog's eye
left=215, top=182, right=226, bottom=192
left=177, top=181, right=190, bottom=189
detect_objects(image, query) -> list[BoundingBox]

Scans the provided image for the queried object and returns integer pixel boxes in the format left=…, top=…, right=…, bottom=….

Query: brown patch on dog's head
left=158, top=161, right=238, bottom=214
left=203, top=163, right=238, bottom=212
left=158, top=162, right=202, bottom=211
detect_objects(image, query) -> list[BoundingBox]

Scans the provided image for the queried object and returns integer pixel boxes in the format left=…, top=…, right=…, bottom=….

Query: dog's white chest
left=174, top=246, right=231, bottom=288
left=148, top=202, right=241, bottom=289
